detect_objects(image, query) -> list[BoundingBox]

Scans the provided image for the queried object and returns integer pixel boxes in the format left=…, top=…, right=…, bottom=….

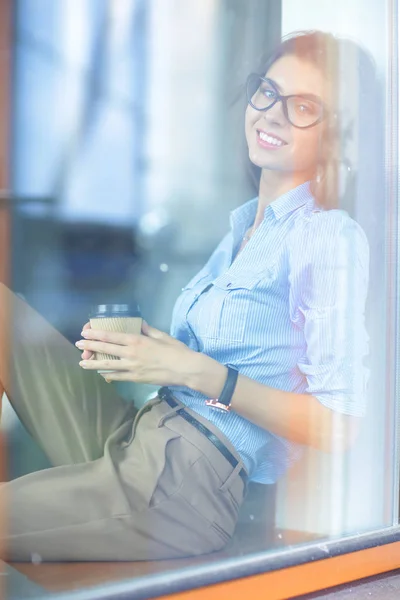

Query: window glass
left=2, top=0, right=398, bottom=597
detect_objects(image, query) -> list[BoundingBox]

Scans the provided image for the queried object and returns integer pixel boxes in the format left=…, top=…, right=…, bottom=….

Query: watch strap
left=218, top=365, right=239, bottom=407
left=205, top=365, right=239, bottom=412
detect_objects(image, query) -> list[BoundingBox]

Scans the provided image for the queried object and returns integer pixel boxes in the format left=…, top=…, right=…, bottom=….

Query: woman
left=0, top=31, right=372, bottom=561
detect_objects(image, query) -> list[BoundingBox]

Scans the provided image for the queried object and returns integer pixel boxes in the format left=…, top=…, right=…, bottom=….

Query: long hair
left=243, top=30, right=379, bottom=211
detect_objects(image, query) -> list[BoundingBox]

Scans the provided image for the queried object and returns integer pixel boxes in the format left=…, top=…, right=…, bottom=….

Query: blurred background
left=3, top=0, right=398, bottom=557
left=11, top=0, right=280, bottom=340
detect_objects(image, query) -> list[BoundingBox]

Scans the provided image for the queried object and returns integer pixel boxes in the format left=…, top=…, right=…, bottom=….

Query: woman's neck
left=252, top=170, right=311, bottom=230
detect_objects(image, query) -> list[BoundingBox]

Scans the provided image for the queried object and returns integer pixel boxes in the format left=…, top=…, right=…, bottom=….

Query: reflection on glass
left=0, top=0, right=396, bottom=597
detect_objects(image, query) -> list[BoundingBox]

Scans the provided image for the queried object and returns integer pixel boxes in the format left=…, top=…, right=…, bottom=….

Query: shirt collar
left=230, top=181, right=314, bottom=228
left=269, top=181, right=313, bottom=220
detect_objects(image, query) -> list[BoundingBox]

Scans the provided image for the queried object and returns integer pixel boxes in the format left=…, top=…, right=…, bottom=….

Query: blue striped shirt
left=169, top=182, right=370, bottom=483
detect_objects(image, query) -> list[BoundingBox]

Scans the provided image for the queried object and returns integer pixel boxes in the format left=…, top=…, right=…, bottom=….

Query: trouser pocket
left=177, top=453, right=245, bottom=541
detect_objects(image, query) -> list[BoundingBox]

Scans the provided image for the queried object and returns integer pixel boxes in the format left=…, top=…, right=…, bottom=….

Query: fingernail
left=79, top=361, right=88, bottom=368
left=75, top=341, right=84, bottom=349
left=81, top=331, right=89, bottom=337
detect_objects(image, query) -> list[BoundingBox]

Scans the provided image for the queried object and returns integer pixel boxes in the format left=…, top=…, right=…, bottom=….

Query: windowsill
left=11, top=525, right=400, bottom=599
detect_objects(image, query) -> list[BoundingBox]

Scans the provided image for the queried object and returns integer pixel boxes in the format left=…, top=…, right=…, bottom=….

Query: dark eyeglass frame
left=246, top=74, right=327, bottom=130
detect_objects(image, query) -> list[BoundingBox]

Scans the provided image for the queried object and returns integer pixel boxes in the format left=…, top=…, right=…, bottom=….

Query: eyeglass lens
left=247, top=75, right=323, bottom=128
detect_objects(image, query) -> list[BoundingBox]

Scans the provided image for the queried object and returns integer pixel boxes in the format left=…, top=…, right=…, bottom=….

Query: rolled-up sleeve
left=289, top=211, right=370, bottom=417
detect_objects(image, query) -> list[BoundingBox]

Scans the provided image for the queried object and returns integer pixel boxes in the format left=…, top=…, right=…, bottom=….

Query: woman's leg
left=0, top=285, right=245, bottom=561
left=3, top=397, right=245, bottom=561
left=0, top=283, right=136, bottom=466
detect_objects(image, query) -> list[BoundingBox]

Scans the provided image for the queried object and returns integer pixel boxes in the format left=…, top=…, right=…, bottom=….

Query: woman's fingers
left=141, top=320, right=168, bottom=341
left=79, top=358, right=132, bottom=371
left=75, top=339, right=130, bottom=358
left=100, top=371, right=133, bottom=382
left=80, top=323, right=94, bottom=359
left=77, top=325, right=138, bottom=365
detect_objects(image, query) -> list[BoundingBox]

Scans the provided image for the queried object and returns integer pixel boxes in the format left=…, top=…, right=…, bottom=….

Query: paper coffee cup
left=89, top=303, right=142, bottom=367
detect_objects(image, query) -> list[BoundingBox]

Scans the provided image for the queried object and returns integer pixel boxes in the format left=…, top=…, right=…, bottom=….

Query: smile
left=256, top=130, right=288, bottom=148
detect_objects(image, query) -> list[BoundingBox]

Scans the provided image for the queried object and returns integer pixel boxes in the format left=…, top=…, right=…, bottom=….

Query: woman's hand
left=80, top=322, right=94, bottom=361
left=75, top=321, right=201, bottom=388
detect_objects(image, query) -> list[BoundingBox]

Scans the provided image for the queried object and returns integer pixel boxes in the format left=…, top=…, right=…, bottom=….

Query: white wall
left=282, top=0, right=388, bottom=68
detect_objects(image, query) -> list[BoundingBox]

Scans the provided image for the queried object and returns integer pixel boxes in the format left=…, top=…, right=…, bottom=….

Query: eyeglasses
left=246, top=74, right=326, bottom=129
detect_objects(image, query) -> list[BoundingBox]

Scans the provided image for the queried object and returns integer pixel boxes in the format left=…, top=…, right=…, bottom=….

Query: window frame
left=4, top=0, right=400, bottom=598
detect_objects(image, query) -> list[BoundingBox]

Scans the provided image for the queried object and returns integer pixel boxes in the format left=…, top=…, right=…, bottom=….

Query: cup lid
left=89, top=303, right=141, bottom=318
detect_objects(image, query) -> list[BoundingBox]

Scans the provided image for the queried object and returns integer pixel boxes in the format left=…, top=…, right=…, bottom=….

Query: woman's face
left=245, top=54, right=332, bottom=177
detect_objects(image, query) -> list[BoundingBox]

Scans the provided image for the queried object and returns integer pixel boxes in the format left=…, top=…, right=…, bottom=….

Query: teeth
left=259, top=131, right=284, bottom=146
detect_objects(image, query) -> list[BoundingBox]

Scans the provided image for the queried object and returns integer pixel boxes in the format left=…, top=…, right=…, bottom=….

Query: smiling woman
left=0, top=28, right=379, bottom=567
left=244, top=32, right=377, bottom=212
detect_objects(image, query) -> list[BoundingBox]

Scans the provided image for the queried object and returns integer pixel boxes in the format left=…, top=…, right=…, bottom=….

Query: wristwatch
left=205, top=365, right=239, bottom=412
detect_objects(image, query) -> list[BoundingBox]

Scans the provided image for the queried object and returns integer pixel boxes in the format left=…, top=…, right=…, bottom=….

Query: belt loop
left=158, top=404, right=182, bottom=428
left=122, top=395, right=161, bottom=447
left=219, top=461, right=245, bottom=492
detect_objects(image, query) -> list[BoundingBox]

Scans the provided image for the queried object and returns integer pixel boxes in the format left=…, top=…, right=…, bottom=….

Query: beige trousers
left=0, top=284, right=247, bottom=561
